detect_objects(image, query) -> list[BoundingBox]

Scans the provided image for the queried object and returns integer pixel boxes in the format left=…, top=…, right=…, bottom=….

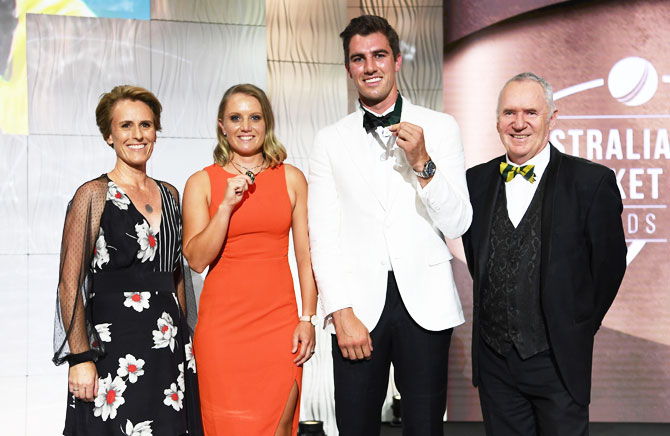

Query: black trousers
left=478, top=340, right=589, bottom=436
left=332, top=272, right=453, bottom=436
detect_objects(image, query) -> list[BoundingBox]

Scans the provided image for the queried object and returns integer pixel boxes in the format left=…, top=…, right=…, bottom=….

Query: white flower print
left=123, top=292, right=151, bottom=312
left=177, top=362, right=185, bottom=392
left=91, top=228, right=110, bottom=270
left=135, top=220, right=157, bottom=263
left=122, top=419, right=153, bottom=436
left=93, top=374, right=127, bottom=421
left=95, top=323, right=112, bottom=343
left=117, top=354, right=145, bottom=384
left=107, top=181, right=130, bottom=210
left=185, top=338, right=196, bottom=373
left=163, top=383, right=183, bottom=411
left=152, top=312, right=177, bottom=351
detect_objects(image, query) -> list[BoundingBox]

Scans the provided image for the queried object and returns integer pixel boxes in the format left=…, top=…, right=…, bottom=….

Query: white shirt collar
left=506, top=143, right=551, bottom=180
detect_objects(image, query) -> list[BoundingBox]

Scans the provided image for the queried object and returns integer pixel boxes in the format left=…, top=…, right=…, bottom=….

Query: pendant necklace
left=111, top=173, right=155, bottom=214
left=231, top=160, right=264, bottom=184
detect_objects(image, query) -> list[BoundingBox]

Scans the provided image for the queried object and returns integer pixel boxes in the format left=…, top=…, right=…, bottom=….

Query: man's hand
left=389, top=122, right=430, bottom=171
left=332, top=308, right=373, bottom=360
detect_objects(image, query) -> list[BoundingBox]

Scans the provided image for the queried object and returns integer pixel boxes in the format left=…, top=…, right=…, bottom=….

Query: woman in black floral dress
left=53, top=85, right=202, bottom=436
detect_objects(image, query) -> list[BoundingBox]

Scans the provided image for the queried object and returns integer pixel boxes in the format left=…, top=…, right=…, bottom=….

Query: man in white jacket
left=308, top=15, right=472, bottom=436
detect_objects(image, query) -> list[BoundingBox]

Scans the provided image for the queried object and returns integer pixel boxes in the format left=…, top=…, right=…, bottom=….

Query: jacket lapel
left=336, top=110, right=388, bottom=209
left=386, top=99, right=419, bottom=215
left=540, top=144, right=562, bottom=292
left=475, top=157, right=504, bottom=285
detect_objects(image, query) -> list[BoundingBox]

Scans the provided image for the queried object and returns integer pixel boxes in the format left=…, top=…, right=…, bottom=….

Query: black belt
left=92, top=271, right=175, bottom=293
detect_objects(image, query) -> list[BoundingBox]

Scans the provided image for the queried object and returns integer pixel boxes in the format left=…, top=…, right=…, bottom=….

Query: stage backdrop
left=1, top=1, right=443, bottom=435
left=3, top=1, right=668, bottom=434
left=443, top=0, right=670, bottom=422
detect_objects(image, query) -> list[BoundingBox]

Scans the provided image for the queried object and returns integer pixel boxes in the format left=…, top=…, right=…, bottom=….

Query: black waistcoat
left=480, top=177, right=549, bottom=359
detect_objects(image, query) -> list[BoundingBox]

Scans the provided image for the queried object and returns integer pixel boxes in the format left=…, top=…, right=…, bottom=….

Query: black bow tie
left=362, top=111, right=397, bottom=133
left=361, top=94, right=403, bottom=133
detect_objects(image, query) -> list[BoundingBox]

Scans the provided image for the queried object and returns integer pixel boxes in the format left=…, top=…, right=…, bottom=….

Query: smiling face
left=345, top=32, right=402, bottom=113
left=497, top=80, right=558, bottom=164
left=218, top=93, right=266, bottom=158
left=106, top=99, right=157, bottom=169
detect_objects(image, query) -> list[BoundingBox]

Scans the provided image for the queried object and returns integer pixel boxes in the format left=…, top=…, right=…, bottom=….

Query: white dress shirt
left=361, top=103, right=398, bottom=269
left=361, top=104, right=398, bottom=206
left=505, top=143, right=551, bottom=227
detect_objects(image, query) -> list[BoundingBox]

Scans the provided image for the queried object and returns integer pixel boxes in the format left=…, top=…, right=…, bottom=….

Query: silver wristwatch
left=413, top=159, right=436, bottom=179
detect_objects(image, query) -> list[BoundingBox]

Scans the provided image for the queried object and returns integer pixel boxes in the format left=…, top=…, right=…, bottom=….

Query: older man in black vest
left=462, top=72, right=627, bottom=435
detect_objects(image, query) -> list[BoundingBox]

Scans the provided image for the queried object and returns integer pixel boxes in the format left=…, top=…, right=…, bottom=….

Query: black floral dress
left=62, top=178, right=198, bottom=436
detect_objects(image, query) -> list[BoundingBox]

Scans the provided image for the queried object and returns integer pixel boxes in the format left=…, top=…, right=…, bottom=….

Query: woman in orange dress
left=182, top=84, right=317, bottom=436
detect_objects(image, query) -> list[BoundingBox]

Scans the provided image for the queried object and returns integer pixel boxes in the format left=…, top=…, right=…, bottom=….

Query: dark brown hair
left=340, top=15, right=400, bottom=67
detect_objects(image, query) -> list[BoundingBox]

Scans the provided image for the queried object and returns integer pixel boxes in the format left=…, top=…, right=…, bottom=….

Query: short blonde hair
left=95, top=85, right=162, bottom=147
left=213, top=84, right=286, bottom=167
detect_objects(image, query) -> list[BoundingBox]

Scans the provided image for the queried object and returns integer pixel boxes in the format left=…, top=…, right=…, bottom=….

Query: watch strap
left=413, top=158, right=436, bottom=179
left=299, top=315, right=318, bottom=326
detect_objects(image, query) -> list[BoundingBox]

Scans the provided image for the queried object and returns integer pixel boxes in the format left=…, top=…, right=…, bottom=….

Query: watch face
left=416, top=159, right=435, bottom=178
left=425, top=159, right=436, bottom=175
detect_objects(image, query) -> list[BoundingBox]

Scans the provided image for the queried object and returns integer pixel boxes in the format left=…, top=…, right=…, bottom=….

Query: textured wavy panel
left=26, top=14, right=152, bottom=136
left=149, top=137, right=216, bottom=195
left=348, top=0, right=442, bottom=6
left=0, top=135, right=28, bottom=254
left=151, top=0, right=265, bottom=25
left=28, top=135, right=117, bottom=254
left=1, top=374, right=27, bottom=435
left=300, top=325, right=337, bottom=436
left=268, top=62, right=347, bottom=158
left=27, top=254, right=62, bottom=376
left=284, top=156, right=309, bottom=176
left=267, top=0, right=346, bottom=63
left=403, top=88, right=443, bottom=112
left=285, top=160, right=337, bottom=436
left=26, top=372, right=68, bottom=435
left=268, top=61, right=347, bottom=159
left=151, top=21, right=267, bottom=139
left=0, top=255, right=28, bottom=377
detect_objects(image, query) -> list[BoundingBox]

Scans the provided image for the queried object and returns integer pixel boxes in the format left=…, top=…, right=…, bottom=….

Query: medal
left=245, top=170, right=255, bottom=184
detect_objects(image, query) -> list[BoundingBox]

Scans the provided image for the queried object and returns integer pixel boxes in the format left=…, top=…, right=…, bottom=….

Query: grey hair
left=496, top=72, right=555, bottom=121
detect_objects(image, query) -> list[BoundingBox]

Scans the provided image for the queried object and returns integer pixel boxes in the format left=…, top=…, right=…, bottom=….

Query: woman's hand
left=292, top=321, right=316, bottom=366
left=68, top=361, right=98, bottom=402
left=220, top=174, right=253, bottom=211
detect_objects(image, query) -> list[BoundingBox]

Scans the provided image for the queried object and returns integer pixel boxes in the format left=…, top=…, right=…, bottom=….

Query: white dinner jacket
left=308, top=99, right=472, bottom=332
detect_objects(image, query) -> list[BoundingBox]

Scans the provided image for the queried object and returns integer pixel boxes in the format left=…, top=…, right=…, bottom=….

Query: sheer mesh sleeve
left=52, top=176, right=108, bottom=366
left=161, top=181, right=199, bottom=336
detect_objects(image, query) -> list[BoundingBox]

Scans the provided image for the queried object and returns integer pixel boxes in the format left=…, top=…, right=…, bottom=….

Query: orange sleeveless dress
left=194, top=163, right=302, bottom=435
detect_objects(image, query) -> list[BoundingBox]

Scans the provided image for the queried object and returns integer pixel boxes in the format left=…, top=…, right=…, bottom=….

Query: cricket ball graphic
left=607, top=56, right=658, bottom=106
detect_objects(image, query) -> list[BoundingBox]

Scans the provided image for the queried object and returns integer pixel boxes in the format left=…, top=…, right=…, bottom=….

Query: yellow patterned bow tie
left=500, top=162, right=536, bottom=183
